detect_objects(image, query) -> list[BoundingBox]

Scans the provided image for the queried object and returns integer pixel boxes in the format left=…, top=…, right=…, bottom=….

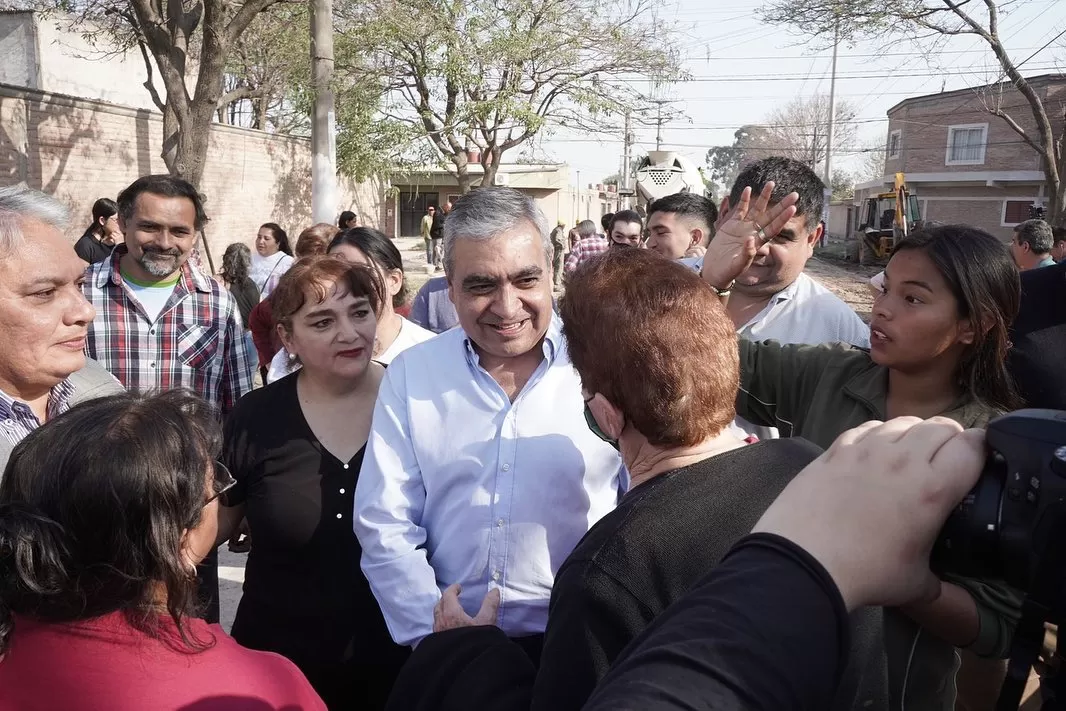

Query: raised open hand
left=700, top=182, right=799, bottom=292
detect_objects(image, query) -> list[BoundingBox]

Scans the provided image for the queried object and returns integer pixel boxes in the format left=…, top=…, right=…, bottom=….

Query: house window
left=946, top=123, right=988, bottom=166
left=1002, top=199, right=1040, bottom=227
left=887, top=129, right=902, bottom=160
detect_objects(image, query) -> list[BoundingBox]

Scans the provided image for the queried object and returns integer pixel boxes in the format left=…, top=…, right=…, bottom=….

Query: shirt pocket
left=178, top=322, right=222, bottom=370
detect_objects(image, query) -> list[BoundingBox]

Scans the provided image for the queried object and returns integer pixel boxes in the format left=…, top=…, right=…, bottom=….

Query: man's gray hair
left=1014, top=219, right=1054, bottom=255
left=0, top=184, right=70, bottom=257
left=443, top=187, right=552, bottom=274
left=576, top=219, right=597, bottom=239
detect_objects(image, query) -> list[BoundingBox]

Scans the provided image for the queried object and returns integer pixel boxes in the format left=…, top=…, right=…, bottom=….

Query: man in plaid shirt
left=563, top=219, right=609, bottom=275
left=83, top=175, right=254, bottom=415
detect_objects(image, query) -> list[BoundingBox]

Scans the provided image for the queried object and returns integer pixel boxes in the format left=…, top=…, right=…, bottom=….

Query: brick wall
left=0, top=83, right=382, bottom=266
left=885, top=79, right=1066, bottom=175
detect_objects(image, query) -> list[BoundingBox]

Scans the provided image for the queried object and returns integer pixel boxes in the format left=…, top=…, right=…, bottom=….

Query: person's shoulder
left=199, top=627, right=326, bottom=708
left=401, top=317, right=437, bottom=345
left=741, top=437, right=824, bottom=467
left=230, top=376, right=293, bottom=422
left=67, top=357, right=124, bottom=399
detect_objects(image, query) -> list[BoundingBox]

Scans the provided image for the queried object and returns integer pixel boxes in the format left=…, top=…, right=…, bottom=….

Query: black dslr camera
left=931, top=409, right=1066, bottom=710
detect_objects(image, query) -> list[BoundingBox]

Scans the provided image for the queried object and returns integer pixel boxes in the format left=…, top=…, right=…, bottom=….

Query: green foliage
left=334, top=0, right=684, bottom=189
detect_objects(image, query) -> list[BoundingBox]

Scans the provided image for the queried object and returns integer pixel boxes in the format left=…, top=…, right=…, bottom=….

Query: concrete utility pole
left=310, top=0, right=338, bottom=224
left=622, top=110, right=632, bottom=209
left=823, top=19, right=840, bottom=185
left=655, top=101, right=664, bottom=151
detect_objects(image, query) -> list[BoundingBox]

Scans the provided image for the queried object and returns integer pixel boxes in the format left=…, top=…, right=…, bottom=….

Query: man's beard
left=138, top=249, right=183, bottom=278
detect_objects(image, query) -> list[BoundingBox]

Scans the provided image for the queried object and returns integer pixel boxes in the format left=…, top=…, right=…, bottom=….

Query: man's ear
left=806, top=221, right=824, bottom=248
left=587, top=393, right=626, bottom=440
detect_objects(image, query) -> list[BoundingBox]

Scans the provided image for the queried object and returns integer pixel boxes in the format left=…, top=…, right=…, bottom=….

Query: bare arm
left=899, top=582, right=980, bottom=648
left=216, top=503, right=247, bottom=547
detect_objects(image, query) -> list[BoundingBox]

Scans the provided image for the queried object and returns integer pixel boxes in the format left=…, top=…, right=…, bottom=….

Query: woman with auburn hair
left=701, top=183, right=1023, bottom=710
left=0, top=390, right=324, bottom=710
left=410, top=245, right=871, bottom=711
left=219, top=256, right=408, bottom=709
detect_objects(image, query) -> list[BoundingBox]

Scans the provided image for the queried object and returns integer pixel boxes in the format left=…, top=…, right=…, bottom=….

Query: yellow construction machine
left=856, top=172, right=923, bottom=265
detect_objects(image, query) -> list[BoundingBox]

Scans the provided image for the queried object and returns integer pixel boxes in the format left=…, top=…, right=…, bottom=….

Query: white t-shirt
left=124, top=279, right=178, bottom=323
left=265, top=317, right=436, bottom=383
left=250, top=252, right=294, bottom=300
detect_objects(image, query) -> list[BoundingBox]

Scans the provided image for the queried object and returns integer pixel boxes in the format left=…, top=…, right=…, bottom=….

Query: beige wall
left=0, top=83, right=381, bottom=265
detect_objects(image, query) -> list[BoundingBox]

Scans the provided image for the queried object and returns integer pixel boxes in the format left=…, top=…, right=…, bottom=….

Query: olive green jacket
left=737, top=339, right=1020, bottom=710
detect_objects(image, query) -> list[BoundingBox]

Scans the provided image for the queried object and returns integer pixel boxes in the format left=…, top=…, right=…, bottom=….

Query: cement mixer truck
left=633, top=151, right=706, bottom=206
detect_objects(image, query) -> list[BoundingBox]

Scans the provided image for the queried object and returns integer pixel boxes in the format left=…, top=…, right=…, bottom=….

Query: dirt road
left=804, top=256, right=879, bottom=322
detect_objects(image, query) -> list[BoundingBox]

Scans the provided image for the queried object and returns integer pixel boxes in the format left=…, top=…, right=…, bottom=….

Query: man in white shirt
left=354, top=187, right=624, bottom=652
left=713, top=157, right=869, bottom=348
left=696, top=157, right=869, bottom=440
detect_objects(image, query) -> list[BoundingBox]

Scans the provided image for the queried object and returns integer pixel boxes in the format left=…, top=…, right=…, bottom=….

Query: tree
left=830, top=170, right=854, bottom=200
left=750, top=94, right=858, bottom=170
left=336, top=0, right=684, bottom=194
left=51, top=0, right=282, bottom=188
left=757, top=0, right=1066, bottom=225
left=217, top=4, right=312, bottom=133
left=704, top=125, right=765, bottom=194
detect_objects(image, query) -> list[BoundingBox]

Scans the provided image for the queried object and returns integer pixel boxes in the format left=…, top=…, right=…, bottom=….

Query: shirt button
left=343, top=463, right=349, bottom=470
left=339, top=488, right=346, bottom=494
left=496, top=518, right=504, bottom=527
left=336, top=513, right=342, bottom=519
left=149, top=328, right=156, bottom=335
left=149, top=362, right=155, bottom=368
left=491, top=571, right=500, bottom=581
left=501, top=463, right=510, bottom=472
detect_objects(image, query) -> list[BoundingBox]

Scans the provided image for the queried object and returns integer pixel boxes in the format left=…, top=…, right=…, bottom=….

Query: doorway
left=398, top=191, right=440, bottom=237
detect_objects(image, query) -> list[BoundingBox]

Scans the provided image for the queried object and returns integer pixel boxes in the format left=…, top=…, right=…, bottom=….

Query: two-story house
left=854, top=74, right=1066, bottom=241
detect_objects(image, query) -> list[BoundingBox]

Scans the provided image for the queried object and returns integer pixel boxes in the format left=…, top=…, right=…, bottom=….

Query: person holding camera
left=701, top=184, right=1023, bottom=710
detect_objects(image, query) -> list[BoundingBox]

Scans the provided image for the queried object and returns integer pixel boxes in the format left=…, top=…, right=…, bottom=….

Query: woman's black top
left=222, top=372, right=406, bottom=707
left=228, top=277, right=260, bottom=329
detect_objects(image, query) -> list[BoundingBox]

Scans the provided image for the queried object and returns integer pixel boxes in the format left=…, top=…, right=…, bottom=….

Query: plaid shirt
left=0, top=379, right=75, bottom=449
left=83, top=247, right=254, bottom=415
left=564, top=235, right=611, bottom=273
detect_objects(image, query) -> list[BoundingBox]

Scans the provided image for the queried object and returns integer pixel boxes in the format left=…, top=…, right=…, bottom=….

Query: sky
left=531, top=0, right=1066, bottom=187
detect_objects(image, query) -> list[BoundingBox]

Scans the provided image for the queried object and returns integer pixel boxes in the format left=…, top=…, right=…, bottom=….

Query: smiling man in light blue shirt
left=354, top=187, right=625, bottom=649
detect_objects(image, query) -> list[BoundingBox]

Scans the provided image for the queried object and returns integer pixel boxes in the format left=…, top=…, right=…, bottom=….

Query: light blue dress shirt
left=353, top=316, right=625, bottom=646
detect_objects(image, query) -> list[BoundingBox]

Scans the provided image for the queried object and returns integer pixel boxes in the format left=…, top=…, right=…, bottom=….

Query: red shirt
left=0, top=612, right=326, bottom=711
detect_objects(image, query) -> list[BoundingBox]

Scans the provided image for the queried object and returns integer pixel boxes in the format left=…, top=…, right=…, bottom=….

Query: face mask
left=584, top=402, right=620, bottom=451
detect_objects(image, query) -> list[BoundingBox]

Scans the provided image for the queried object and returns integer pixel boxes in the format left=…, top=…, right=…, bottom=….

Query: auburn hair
left=271, top=255, right=384, bottom=336
left=560, top=248, right=739, bottom=447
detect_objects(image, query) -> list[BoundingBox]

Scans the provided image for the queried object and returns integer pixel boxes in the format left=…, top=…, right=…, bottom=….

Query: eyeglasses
left=205, top=460, right=237, bottom=507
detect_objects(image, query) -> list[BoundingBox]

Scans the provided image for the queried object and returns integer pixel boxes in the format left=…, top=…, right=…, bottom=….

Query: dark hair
left=117, top=175, right=208, bottom=231
left=646, top=192, right=718, bottom=234
left=272, top=255, right=384, bottom=336
left=338, top=210, right=357, bottom=228
left=609, top=210, right=643, bottom=235
left=328, top=227, right=408, bottom=308
left=259, top=222, right=292, bottom=256
left=560, top=248, right=738, bottom=446
left=729, top=157, right=824, bottom=232
left=1052, top=226, right=1066, bottom=243
left=600, top=213, right=614, bottom=235
left=1013, top=219, right=1054, bottom=255
left=89, top=197, right=118, bottom=234
left=295, top=223, right=338, bottom=259
left=220, top=242, right=251, bottom=284
left=0, top=391, right=222, bottom=655
left=893, top=225, right=1021, bottom=412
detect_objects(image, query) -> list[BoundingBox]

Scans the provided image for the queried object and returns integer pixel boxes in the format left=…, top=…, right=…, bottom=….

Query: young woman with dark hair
left=73, top=197, right=123, bottom=264
left=219, top=257, right=408, bottom=709
left=0, top=390, right=324, bottom=710
left=702, top=184, right=1023, bottom=710
left=251, top=222, right=294, bottom=299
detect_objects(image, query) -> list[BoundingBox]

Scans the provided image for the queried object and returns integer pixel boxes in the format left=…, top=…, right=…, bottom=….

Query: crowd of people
left=0, top=153, right=1064, bottom=711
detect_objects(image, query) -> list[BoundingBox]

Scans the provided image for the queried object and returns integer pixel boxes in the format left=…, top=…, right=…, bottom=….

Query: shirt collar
left=0, top=378, right=75, bottom=423
left=97, top=245, right=212, bottom=294
left=840, top=359, right=989, bottom=425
